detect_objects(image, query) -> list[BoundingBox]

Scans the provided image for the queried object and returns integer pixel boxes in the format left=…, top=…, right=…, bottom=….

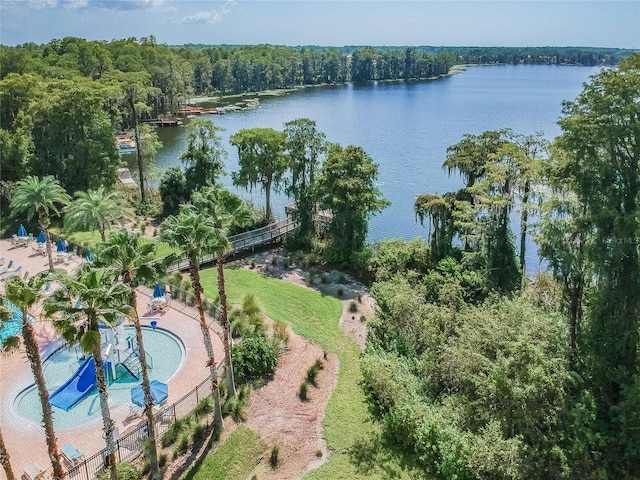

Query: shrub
left=98, top=463, right=142, bottom=480
left=307, top=364, right=320, bottom=386
left=193, top=397, right=214, bottom=416
left=176, top=433, right=190, bottom=455
left=232, top=331, right=279, bottom=384
left=161, top=418, right=188, bottom=447
left=349, top=300, right=358, bottom=313
left=223, top=397, right=247, bottom=423
left=337, top=288, right=344, bottom=296
left=270, top=445, right=280, bottom=468
left=299, top=382, right=308, bottom=401
left=314, top=358, right=324, bottom=371
left=159, top=453, right=168, bottom=467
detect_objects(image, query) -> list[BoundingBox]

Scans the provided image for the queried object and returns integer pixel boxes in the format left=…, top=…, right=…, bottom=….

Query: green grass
left=60, top=228, right=176, bottom=259
left=180, top=426, right=266, bottom=480
left=200, top=266, right=425, bottom=480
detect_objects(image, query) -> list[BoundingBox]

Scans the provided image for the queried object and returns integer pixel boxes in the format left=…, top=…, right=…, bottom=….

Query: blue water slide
left=49, top=357, right=97, bottom=411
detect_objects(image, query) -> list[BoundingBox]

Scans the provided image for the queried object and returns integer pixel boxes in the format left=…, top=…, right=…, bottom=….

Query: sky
left=1, top=0, right=638, bottom=48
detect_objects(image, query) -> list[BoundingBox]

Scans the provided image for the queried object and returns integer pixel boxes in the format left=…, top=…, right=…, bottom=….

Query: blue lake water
left=148, top=65, right=603, bottom=273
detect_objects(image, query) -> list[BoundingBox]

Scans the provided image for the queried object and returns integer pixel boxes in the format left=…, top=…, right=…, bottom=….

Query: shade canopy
left=130, top=380, right=168, bottom=407
left=56, top=239, right=67, bottom=252
left=17, top=224, right=28, bottom=237
left=36, top=231, right=46, bottom=243
left=86, top=250, right=95, bottom=263
left=152, top=283, right=165, bottom=298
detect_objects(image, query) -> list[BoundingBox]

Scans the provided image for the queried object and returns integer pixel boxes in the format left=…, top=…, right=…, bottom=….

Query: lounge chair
left=23, top=462, right=47, bottom=480
left=60, top=441, right=85, bottom=467
left=0, top=266, right=21, bottom=281
left=0, top=260, right=14, bottom=274
left=0, top=257, right=5, bottom=265
left=42, top=282, right=52, bottom=295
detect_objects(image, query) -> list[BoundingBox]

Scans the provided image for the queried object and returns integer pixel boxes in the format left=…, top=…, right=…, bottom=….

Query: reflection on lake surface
left=145, top=65, right=602, bottom=274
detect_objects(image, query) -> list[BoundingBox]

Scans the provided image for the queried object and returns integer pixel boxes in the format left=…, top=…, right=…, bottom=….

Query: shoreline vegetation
left=186, top=64, right=469, bottom=111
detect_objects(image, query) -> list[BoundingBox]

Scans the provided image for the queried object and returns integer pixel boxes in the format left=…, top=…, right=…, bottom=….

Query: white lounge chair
left=0, top=260, right=14, bottom=274
left=0, top=266, right=21, bottom=281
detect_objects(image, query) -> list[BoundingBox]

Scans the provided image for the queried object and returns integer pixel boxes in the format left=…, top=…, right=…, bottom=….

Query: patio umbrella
left=36, top=231, right=46, bottom=244
left=152, top=283, right=165, bottom=298
left=130, top=380, right=168, bottom=407
left=86, top=250, right=95, bottom=263
left=17, top=224, right=28, bottom=237
left=56, top=239, right=67, bottom=253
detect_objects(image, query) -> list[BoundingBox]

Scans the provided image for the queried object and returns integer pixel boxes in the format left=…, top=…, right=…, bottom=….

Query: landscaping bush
left=232, top=331, right=279, bottom=384
left=98, top=463, right=141, bottom=480
left=299, top=382, right=308, bottom=401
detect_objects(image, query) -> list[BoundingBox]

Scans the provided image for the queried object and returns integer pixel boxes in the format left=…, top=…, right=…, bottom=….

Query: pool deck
left=0, top=238, right=223, bottom=479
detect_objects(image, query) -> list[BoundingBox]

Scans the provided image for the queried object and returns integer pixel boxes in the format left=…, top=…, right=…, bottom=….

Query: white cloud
left=180, top=0, right=234, bottom=25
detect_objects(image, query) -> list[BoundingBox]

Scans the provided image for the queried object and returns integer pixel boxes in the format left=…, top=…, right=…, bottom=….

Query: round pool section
left=14, top=326, right=185, bottom=429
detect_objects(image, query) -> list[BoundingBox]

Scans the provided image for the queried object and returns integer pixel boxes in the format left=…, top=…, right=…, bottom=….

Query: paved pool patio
left=0, top=237, right=224, bottom=479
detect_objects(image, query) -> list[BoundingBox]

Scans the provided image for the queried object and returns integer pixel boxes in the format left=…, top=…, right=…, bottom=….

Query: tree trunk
left=265, top=179, right=273, bottom=221
left=22, top=311, right=66, bottom=479
left=0, top=426, right=16, bottom=480
left=519, top=180, right=530, bottom=274
left=91, top=330, right=117, bottom=480
left=129, top=97, right=145, bottom=204
left=130, top=293, right=161, bottom=479
left=217, top=253, right=236, bottom=398
left=44, top=228, right=54, bottom=273
left=189, top=260, right=223, bottom=432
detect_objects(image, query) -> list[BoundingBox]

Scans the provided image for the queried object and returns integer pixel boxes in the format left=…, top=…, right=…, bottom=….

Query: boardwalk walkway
left=167, top=216, right=298, bottom=272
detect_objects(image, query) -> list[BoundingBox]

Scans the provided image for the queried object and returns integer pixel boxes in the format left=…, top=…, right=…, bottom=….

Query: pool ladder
left=121, top=346, right=153, bottom=379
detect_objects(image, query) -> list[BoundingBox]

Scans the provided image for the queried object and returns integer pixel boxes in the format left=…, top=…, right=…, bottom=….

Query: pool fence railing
left=60, top=373, right=217, bottom=480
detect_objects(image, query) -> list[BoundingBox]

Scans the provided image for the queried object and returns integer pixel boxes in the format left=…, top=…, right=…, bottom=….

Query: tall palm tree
left=10, top=175, right=71, bottom=273
left=2, top=275, right=66, bottom=479
left=64, top=187, right=133, bottom=242
left=97, top=230, right=162, bottom=480
left=191, top=185, right=252, bottom=398
left=44, top=266, right=131, bottom=480
left=160, top=207, right=224, bottom=432
left=0, top=302, right=17, bottom=480
left=0, top=424, right=15, bottom=480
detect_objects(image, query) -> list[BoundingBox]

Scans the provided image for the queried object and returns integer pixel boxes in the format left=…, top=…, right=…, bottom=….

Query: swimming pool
left=0, top=301, right=35, bottom=346
left=14, top=326, right=185, bottom=429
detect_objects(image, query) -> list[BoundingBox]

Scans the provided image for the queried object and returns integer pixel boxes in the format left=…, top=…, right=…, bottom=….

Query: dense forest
left=1, top=36, right=639, bottom=479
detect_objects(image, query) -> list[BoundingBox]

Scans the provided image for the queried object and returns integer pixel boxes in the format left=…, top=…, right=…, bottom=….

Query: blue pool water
left=0, top=301, right=35, bottom=346
left=14, top=326, right=185, bottom=429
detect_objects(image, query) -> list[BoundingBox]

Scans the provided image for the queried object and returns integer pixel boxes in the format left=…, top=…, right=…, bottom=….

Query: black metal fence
left=62, top=376, right=213, bottom=480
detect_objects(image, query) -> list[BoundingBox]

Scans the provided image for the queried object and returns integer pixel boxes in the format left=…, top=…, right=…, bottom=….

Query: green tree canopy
left=230, top=127, right=287, bottom=221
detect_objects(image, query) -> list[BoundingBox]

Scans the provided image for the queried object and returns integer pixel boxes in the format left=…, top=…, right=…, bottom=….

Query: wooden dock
left=141, top=117, right=183, bottom=127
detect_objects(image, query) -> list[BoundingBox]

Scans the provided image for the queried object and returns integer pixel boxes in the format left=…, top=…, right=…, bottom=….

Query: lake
left=148, top=64, right=603, bottom=273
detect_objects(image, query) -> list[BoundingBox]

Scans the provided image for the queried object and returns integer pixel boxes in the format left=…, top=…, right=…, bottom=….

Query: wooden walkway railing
left=166, top=216, right=298, bottom=272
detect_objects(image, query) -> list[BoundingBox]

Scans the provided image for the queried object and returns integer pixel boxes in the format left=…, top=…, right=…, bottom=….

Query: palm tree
left=0, top=302, right=17, bottom=480
left=97, top=230, right=162, bottom=480
left=44, top=266, right=131, bottom=480
left=64, top=187, right=133, bottom=242
left=160, top=207, right=224, bottom=432
left=2, top=275, right=66, bottom=479
left=191, top=185, right=252, bottom=398
left=10, top=175, right=71, bottom=273
left=0, top=424, right=15, bottom=480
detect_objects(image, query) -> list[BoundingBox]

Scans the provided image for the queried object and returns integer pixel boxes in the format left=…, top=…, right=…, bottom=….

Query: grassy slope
left=181, top=426, right=267, bottom=480
left=199, top=267, right=422, bottom=480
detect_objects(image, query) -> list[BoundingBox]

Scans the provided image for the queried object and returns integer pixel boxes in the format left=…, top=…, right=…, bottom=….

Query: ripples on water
left=148, top=65, right=602, bottom=274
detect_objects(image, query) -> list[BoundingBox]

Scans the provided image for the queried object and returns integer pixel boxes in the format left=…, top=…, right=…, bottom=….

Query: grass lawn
left=199, top=266, right=424, bottom=480
left=59, top=228, right=176, bottom=259
left=180, top=426, right=267, bottom=480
